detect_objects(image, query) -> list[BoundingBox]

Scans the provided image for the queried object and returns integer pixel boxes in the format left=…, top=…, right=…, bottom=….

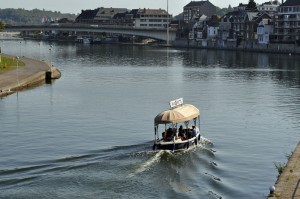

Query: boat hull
left=154, top=133, right=201, bottom=151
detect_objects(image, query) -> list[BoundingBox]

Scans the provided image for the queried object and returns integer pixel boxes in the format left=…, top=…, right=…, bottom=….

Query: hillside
left=0, top=8, right=77, bottom=25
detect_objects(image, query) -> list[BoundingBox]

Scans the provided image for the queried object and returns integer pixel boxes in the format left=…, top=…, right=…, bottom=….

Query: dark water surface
left=0, top=39, right=300, bottom=199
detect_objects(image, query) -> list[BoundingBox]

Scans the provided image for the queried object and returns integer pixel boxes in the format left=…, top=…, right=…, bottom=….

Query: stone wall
left=172, top=39, right=300, bottom=54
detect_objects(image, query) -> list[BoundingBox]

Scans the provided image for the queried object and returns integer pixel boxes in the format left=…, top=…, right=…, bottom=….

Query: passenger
left=166, top=127, right=173, bottom=141
left=178, top=125, right=185, bottom=138
left=186, top=128, right=191, bottom=139
left=191, top=126, right=196, bottom=138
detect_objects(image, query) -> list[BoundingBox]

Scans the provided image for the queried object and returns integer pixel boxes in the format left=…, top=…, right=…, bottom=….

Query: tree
left=246, top=0, right=257, bottom=11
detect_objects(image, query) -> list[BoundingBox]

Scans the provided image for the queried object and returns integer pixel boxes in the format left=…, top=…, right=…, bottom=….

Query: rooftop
left=137, top=8, right=168, bottom=15
left=184, top=1, right=210, bottom=8
left=281, top=0, right=300, bottom=6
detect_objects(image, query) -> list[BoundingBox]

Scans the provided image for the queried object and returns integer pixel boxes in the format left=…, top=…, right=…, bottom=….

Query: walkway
left=268, top=142, right=300, bottom=199
left=0, top=54, right=59, bottom=98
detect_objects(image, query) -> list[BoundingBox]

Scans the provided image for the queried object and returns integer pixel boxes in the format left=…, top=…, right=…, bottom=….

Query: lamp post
left=39, top=42, right=41, bottom=61
left=167, top=0, right=169, bottom=46
left=19, top=41, right=22, bottom=57
left=49, top=45, right=52, bottom=71
left=16, top=56, right=19, bottom=87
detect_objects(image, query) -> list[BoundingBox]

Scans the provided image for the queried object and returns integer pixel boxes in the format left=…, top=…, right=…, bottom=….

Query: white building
left=258, top=1, right=280, bottom=15
left=193, top=14, right=208, bottom=39
left=207, top=26, right=219, bottom=38
left=206, top=15, right=220, bottom=39
left=134, top=8, right=171, bottom=29
left=257, top=20, right=273, bottom=44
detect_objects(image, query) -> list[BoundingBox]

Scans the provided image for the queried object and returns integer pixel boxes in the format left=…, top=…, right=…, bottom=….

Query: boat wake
left=129, top=150, right=165, bottom=177
left=129, top=136, right=214, bottom=176
left=0, top=137, right=215, bottom=190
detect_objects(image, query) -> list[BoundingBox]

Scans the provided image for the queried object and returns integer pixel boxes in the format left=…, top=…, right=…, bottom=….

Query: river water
left=0, top=39, right=300, bottom=199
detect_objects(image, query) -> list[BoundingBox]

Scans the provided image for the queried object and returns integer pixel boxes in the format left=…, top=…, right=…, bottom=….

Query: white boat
left=93, top=38, right=102, bottom=44
left=82, top=38, right=91, bottom=44
left=153, top=98, right=202, bottom=151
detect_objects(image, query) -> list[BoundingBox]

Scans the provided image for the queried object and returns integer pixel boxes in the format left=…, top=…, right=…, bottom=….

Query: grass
left=0, top=55, right=25, bottom=74
left=274, top=161, right=286, bottom=175
left=285, top=175, right=290, bottom=182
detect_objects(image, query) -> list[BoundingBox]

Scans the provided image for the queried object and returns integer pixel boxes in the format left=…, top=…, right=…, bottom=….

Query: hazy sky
left=1, top=0, right=269, bottom=15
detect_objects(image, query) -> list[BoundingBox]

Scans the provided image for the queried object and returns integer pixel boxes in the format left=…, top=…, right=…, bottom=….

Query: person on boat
left=178, top=125, right=185, bottom=139
left=191, top=126, right=196, bottom=138
left=165, top=127, right=173, bottom=141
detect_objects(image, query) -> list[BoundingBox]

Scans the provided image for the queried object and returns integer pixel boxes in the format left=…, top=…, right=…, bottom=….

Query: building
left=244, top=12, right=260, bottom=40
left=76, top=7, right=128, bottom=24
left=231, top=10, right=248, bottom=38
left=257, top=1, right=280, bottom=15
left=206, top=15, right=220, bottom=38
left=75, top=9, right=98, bottom=24
left=257, top=20, right=273, bottom=44
left=75, top=7, right=171, bottom=29
left=94, top=7, right=128, bottom=24
left=113, top=11, right=135, bottom=26
left=234, top=3, right=248, bottom=11
left=134, top=8, right=171, bottom=28
left=183, top=1, right=217, bottom=23
left=245, top=12, right=272, bottom=41
left=218, top=12, right=235, bottom=40
left=273, top=0, right=300, bottom=43
left=192, top=14, right=208, bottom=39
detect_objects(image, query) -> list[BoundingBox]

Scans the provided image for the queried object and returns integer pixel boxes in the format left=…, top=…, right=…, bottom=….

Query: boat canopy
left=154, top=104, right=200, bottom=125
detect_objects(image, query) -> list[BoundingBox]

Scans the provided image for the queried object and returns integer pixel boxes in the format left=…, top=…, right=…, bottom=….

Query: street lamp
left=49, top=45, right=53, bottom=71
left=39, top=42, right=41, bottom=61
left=16, top=56, right=19, bottom=87
left=167, top=0, right=169, bottom=46
left=19, top=41, right=22, bottom=57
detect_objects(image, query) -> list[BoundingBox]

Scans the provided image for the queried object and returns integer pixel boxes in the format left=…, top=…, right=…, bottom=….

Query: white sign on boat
left=169, top=98, right=183, bottom=108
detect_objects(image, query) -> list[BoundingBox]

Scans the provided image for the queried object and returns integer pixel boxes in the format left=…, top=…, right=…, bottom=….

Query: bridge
left=4, top=24, right=177, bottom=41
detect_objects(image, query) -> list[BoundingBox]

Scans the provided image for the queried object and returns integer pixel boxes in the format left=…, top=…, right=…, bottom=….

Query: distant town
left=2, top=0, right=300, bottom=54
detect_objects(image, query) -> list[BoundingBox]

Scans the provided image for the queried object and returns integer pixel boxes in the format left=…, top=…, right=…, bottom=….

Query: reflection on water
left=0, top=39, right=300, bottom=199
left=181, top=48, right=300, bottom=70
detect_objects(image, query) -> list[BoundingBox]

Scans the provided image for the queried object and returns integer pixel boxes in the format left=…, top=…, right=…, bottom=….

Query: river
left=0, top=39, right=300, bottom=199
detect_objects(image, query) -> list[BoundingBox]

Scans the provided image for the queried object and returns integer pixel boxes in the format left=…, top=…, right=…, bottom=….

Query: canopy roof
left=154, top=104, right=200, bottom=124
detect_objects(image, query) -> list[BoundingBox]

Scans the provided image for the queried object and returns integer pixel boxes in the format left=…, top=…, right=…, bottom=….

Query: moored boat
left=153, top=98, right=202, bottom=151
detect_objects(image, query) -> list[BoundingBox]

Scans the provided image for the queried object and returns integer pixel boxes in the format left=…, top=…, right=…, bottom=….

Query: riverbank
left=268, top=142, right=300, bottom=199
left=0, top=54, right=61, bottom=98
left=13, top=32, right=300, bottom=55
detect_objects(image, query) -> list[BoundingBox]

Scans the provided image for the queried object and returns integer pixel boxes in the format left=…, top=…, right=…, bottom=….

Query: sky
left=0, top=0, right=270, bottom=15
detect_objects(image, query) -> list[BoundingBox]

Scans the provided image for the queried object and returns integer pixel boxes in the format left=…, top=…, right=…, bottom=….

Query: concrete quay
left=268, top=142, right=300, bottom=199
left=0, top=54, right=61, bottom=98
